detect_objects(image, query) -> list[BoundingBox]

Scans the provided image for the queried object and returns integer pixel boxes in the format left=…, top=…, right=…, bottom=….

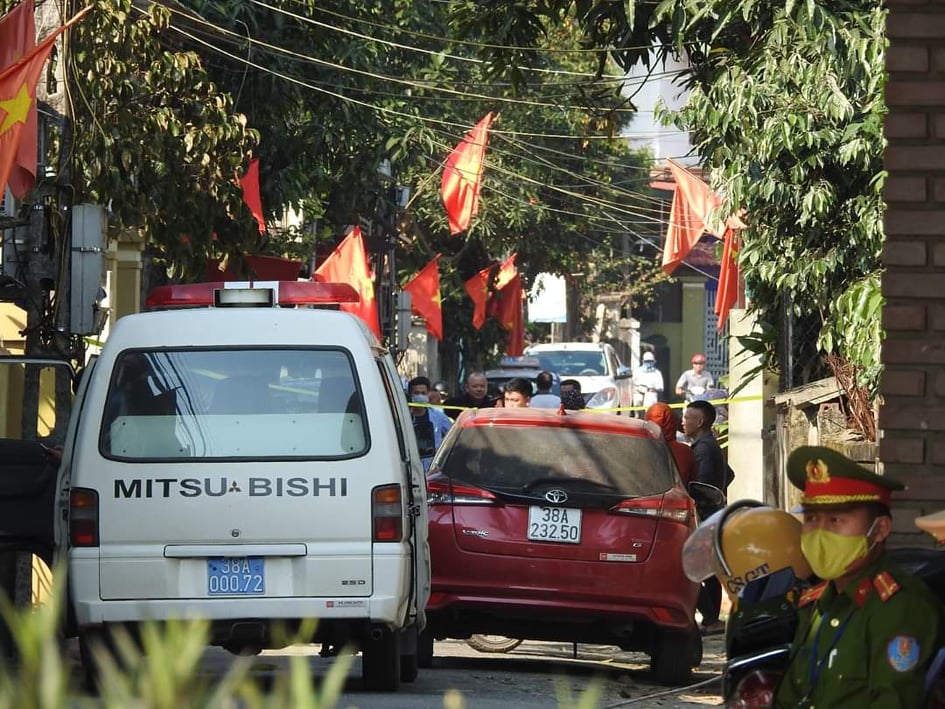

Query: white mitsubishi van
left=57, top=281, right=430, bottom=691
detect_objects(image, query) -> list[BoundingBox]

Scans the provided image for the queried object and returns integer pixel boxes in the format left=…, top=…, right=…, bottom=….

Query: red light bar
left=145, top=281, right=361, bottom=309
left=279, top=281, right=359, bottom=305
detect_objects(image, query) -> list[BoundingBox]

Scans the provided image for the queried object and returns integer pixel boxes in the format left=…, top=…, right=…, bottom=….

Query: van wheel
left=417, top=628, right=434, bottom=668
left=465, top=634, right=523, bottom=653
left=361, top=629, right=401, bottom=692
left=650, top=629, right=696, bottom=686
left=399, top=626, right=419, bottom=683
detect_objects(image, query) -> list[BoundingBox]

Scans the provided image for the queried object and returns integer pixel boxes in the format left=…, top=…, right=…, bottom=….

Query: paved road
left=195, top=636, right=727, bottom=708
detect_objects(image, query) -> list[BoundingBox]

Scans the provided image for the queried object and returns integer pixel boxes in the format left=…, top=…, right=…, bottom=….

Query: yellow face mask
left=800, top=521, right=877, bottom=581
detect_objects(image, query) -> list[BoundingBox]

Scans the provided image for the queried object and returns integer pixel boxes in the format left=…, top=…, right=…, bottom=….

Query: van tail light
left=372, top=484, right=403, bottom=542
left=70, top=487, right=100, bottom=547
left=609, top=489, right=692, bottom=525
left=426, top=475, right=498, bottom=506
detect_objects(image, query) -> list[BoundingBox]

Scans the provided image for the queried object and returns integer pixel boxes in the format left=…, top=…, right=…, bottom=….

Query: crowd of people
left=402, top=355, right=945, bottom=700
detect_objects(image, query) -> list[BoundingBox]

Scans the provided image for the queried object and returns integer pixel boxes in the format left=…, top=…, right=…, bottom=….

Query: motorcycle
left=721, top=508, right=945, bottom=708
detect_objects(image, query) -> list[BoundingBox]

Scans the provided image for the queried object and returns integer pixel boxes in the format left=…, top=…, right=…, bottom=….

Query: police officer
left=774, top=446, right=944, bottom=708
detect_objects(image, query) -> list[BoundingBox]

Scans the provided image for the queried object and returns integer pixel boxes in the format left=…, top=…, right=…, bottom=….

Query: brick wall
left=882, top=2, right=945, bottom=544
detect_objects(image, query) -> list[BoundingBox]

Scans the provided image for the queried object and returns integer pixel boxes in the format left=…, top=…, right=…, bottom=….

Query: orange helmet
left=682, top=501, right=812, bottom=597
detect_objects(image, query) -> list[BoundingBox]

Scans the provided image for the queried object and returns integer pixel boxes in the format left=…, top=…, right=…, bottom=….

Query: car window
left=531, top=350, right=606, bottom=376
left=100, top=348, right=368, bottom=460
left=440, top=424, right=673, bottom=496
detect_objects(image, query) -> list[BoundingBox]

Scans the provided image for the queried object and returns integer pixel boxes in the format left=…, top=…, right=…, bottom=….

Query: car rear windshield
left=100, top=348, right=368, bottom=460
left=532, top=350, right=606, bottom=376
left=440, top=424, right=675, bottom=497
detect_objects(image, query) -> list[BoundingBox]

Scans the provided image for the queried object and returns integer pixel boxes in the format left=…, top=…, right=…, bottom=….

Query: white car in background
left=524, top=342, right=633, bottom=414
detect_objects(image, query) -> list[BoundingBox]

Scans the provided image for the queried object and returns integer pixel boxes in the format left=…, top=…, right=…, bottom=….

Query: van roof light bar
left=145, top=281, right=361, bottom=310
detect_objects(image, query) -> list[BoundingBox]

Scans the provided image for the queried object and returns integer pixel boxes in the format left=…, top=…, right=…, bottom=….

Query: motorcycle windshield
left=681, top=507, right=727, bottom=582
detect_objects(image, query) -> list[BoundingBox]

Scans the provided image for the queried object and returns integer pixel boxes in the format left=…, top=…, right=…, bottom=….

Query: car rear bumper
left=426, top=549, right=699, bottom=639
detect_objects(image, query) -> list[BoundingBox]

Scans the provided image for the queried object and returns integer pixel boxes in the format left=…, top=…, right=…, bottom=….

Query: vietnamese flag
left=494, top=252, right=517, bottom=290
left=403, top=254, right=443, bottom=341
left=314, top=226, right=381, bottom=340
left=0, top=7, right=92, bottom=199
left=714, top=213, right=747, bottom=331
left=464, top=263, right=493, bottom=330
left=239, top=158, right=265, bottom=234
left=441, top=112, right=493, bottom=235
left=661, top=159, right=723, bottom=275
left=0, top=0, right=35, bottom=199
left=493, top=273, right=525, bottom=356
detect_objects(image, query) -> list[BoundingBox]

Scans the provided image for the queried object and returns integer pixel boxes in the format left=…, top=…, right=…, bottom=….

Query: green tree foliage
left=449, top=0, right=887, bottom=396
left=150, top=1, right=664, bottom=361
left=63, top=0, right=261, bottom=278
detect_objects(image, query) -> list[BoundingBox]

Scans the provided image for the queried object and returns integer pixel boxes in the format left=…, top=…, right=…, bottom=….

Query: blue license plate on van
left=207, top=557, right=265, bottom=596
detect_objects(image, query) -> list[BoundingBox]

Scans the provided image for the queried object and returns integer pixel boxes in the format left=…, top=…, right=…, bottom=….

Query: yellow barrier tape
left=411, top=393, right=763, bottom=414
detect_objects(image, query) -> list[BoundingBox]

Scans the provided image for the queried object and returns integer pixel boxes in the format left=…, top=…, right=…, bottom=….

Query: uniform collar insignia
left=852, top=577, right=873, bottom=607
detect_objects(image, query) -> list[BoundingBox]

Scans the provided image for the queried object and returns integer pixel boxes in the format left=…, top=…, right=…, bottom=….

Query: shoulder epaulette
left=853, top=577, right=873, bottom=607
left=873, top=570, right=901, bottom=602
left=799, top=581, right=828, bottom=608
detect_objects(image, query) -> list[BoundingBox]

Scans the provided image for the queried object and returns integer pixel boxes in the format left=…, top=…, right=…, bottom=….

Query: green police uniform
left=773, top=446, right=945, bottom=708
left=774, top=552, right=942, bottom=707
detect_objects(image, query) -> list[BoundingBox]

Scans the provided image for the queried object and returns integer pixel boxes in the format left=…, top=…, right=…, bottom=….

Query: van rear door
left=88, top=347, right=378, bottom=601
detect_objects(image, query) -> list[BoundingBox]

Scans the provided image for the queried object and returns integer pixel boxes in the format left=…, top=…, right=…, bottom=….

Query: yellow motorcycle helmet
left=682, top=500, right=813, bottom=597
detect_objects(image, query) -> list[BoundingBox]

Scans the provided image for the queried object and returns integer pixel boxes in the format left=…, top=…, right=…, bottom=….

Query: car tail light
left=729, top=669, right=783, bottom=709
left=426, top=476, right=498, bottom=506
left=609, top=489, right=692, bottom=524
left=372, top=484, right=403, bottom=542
left=70, top=487, right=100, bottom=547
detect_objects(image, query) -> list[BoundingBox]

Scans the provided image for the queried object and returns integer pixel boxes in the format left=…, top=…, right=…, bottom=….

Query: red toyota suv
left=421, top=407, right=701, bottom=685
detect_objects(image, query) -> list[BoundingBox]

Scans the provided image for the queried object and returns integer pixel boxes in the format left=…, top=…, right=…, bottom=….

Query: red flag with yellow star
left=403, top=254, right=442, bottom=341
left=0, top=0, right=36, bottom=199
left=492, top=273, right=525, bottom=356
left=463, top=263, right=492, bottom=330
left=313, top=226, right=381, bottom=340
left=0, top=6, right=90, bottom=198
left=441, top=112, right=493, bottom=235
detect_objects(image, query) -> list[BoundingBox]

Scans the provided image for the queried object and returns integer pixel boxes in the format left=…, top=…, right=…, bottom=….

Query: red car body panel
left=425, top=407, right=701, bottom=647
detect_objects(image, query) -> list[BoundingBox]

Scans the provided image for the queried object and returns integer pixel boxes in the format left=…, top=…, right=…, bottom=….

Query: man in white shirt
left=529, top=371, right=561, bottom=409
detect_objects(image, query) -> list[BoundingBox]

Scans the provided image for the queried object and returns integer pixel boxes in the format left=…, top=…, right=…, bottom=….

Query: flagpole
left=401, top=160, right=445, bottom=212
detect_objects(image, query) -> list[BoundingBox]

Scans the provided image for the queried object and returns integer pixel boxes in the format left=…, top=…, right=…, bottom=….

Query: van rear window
left=100, top=348, right=368, bottom=460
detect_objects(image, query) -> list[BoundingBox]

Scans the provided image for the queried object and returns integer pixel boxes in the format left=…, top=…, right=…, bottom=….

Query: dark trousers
left=697, top=576, right=722, bottom=625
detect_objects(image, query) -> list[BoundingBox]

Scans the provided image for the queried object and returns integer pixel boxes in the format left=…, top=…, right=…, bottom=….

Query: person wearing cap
left=675, top=353, right=716, bottom=403
left=634, top=351, right=665, bottom=412
left=407, top=376, right=452, bottom=472
left=773, top=445, right=944, bottom=708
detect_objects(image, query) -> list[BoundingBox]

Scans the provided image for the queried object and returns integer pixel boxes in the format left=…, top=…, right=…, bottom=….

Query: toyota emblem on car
left=544, top=489, right=569, bottom=504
